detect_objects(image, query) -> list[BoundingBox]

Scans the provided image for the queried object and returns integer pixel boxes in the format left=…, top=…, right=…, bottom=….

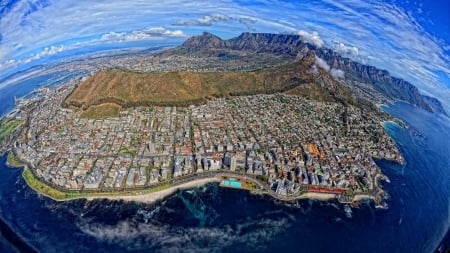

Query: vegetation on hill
left=163, top=32, right=446, bottom=114
left=79, top=103, right=121, bottom=119
left=7, top=151, right=24, bottom=168
left=23, top=169, right=68, bottom=200
left=64, top=51, right=356, bottom=118
left=0, top=119, right=24, bottom=142
left=22, top=168, right=173, bottom=200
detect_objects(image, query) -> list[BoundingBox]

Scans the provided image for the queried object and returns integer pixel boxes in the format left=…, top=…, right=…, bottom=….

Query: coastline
left=13, top=139, right=390, bottom=205
left=86, top=183, right=368, bottom=204
left=6, top=151, right=24, bottom=168
left=15, top=148, right=393, bottom=206
left=84, top=177, right=220, bottom=203
left=19, top=167, right=365, bottom=204
left=352, top=194, right=375, bottom=202
left=21, top=165, right=221, bottom=203
left=6, top=81, right=400, bottom=208
left=297, top=192, right=336, bottom=200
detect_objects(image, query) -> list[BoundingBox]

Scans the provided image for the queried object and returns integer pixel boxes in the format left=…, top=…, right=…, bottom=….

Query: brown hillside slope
left=64, top=51, right=355, bottom=115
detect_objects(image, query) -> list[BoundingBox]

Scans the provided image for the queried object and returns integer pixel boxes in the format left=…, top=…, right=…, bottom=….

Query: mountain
left=314, top=48, right=436, bottom=112
left=64, top=49, right=359, bottom=118
left=229, top=32, right=307, bottom=54
left=179, top=32, right=309, bottom=57
left=422, top=95, right=448, bottom=116
left=176, top=32, right=446, bottom=115
left=68, top=32, right=446, bottom=118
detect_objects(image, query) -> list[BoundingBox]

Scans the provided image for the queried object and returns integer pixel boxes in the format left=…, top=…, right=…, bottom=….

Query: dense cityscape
left=9, top=81, right=403, bottom=203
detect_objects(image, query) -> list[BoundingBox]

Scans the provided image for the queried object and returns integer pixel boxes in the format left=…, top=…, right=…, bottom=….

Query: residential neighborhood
left=13, top=83, right=403, bottom=199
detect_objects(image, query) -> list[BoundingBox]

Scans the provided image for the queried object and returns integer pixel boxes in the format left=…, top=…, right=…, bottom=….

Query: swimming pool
left=230, top=181, right=242, bottom=187
left=221, top=178, right=242, bottom=188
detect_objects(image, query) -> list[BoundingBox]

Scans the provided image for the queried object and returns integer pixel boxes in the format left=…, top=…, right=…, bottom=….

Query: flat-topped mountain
left=179, top=32, right=309, bottom=57
left=65, top=32, right=446, bottom=117
left=171, top=32, right=446, bottom=115
left=64, top=48, right=357, bottom=118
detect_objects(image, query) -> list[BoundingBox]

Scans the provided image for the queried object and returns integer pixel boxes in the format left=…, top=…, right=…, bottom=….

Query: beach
left=352, top=194, right=376, bottom=202
left=297, top=192, right=336, bottom=200
left=84, top=177, right=220, bottom=203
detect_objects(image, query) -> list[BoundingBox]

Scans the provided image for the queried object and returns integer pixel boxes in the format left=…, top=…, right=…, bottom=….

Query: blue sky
left=0, top=0, right=449, bottom=108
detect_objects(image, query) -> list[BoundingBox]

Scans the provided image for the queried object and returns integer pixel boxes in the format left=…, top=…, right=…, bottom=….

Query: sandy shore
left=84, top=177, right=220, bottom=203
left=352, top=194, right=375, bottom=202
left=83, top=178, right=339, bottom=203
left=297, top=192, right=336, bottom=200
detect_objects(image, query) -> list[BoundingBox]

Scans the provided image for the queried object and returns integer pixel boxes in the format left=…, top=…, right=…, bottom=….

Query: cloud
left=174, top=13, right=231, bottom=27
left=315, top=56, right=345, bottom=79
left=296, top=30, right=324, bottom=48
left=0, top=0, right=449, bottom=111
left=26, top=45, right=65, bottom=62
left=200, top=14, right=230, bottom=25
left=100, top=27, right=186, bottom=42
left=309, top=64, right=319, bottom=74
left=238, top=17, right=257, bottom=25
left=237, top=16, right=258, bottom=30
left=0, top=59, right=16, bottom=70
left=196, top=16, right=214, bottom=26
left=172, top=13, right=259, bottom=30
left=330, top=68, right=345, bottom=79
left=334, top=42, right=358, bottom=58
left=315, top=56, right=330, bottom=72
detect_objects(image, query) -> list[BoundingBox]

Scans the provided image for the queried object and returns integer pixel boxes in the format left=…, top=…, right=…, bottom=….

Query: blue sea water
left=0, top=76, right=449, bottom=252
left=0, top=70, right=87, bottom=117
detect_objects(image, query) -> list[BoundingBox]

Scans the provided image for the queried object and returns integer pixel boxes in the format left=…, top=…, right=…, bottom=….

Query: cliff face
left=180, top=32, right=446, bottom=115
left=181, top=32, right=309, bottom=57
left=422, top=95, right=448, bottom=116
left=314, top=48, right=436, bottom=112
left=180, top=32, right=228, bottom=51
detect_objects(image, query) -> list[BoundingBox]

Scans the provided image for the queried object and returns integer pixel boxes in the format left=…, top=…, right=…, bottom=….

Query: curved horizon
left=0, top=0, right=449, bottom=111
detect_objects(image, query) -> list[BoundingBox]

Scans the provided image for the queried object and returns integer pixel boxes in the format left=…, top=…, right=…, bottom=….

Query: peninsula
left=1, top=32, right=428, bottom=206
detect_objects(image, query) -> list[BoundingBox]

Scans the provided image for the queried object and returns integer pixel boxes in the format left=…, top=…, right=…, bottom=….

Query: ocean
left=0, top=75, right=449, bottom=252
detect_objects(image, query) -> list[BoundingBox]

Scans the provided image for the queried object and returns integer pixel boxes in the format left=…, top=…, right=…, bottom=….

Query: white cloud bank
left=198, top=14, right=230, bottom=26
left=315, top=56, right=330, bottom=72
left=330, top=68, right=345, bottom=79
left=0, top=26, right=186, bottom=74
left=296, top=30, right=324, bottom=48
left=100, top=27, right=186, bottom=42
left=334, top=42, right=359, bottom=58
left=315, top=56, right=345, bottom=79
left=173, top=14, right=231, bottom=27
left=26, top=45, right=65, bottom=62
left=172, top=13, right=260, bottom=30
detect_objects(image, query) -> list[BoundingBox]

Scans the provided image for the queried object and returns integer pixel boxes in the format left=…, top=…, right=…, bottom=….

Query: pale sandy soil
left=84, top=177, right=220, bottom=203
left=297, top=192, right=336, bottom=200
left=352, top=194, right=376, bottom=202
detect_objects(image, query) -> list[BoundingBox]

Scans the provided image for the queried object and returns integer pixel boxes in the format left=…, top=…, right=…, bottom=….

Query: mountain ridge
left=66, top=32, right=447, bottom=118
left=176, top=32, right=446, bottom=115
left=64, top=49, right=360, bottom=117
